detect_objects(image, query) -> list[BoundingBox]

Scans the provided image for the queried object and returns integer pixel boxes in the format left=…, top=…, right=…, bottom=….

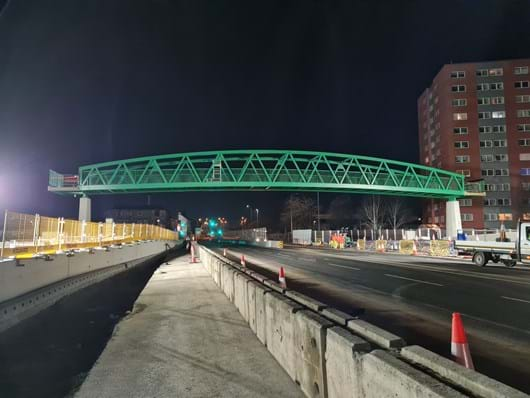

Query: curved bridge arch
left=48, top=150, right=480, bottom=199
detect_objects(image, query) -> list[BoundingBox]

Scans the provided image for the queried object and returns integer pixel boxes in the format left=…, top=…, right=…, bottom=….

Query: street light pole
left=255, top=208, right=259, bottom=228
left=246, top=204, right=252, bottom=225
left=317, top=192, right=321, bottom=231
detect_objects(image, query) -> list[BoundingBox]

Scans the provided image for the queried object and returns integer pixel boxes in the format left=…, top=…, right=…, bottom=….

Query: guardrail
left=0, top=210, right=179, bottom=259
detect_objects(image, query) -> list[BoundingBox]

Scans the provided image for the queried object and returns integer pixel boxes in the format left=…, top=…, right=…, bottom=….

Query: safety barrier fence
left=0, top=210, right=179, bottom=259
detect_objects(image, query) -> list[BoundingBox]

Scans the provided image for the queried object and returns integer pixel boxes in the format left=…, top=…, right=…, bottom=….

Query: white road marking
left=501, top=296, right=530, bottom=304
left=327, top=263, right=360, bottom=271
left=384, top=274, right=443, bottom=287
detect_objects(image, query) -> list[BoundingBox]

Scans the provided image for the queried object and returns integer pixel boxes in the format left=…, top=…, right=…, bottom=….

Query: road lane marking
left=501, top=296, right=530, bottom=304
left=327, top=263, right=360, bottom=271
left=384, top=274, right=443, bottom=287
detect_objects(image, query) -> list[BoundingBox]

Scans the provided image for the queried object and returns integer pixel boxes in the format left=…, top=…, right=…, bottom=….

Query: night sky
left=1, top=1, right=529, bottom=228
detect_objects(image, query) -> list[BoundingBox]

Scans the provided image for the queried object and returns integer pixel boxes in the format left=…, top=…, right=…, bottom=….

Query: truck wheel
left=502, top=260, right=517, bottom=267
left=491, top=255, right=500, bottom=263
left=473, top=252, right=487, bottom=267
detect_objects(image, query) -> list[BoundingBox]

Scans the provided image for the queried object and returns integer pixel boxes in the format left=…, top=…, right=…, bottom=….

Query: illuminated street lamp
left=255, top=208, right=259, bottom=227
left=245, top=204, right=253, bottom=224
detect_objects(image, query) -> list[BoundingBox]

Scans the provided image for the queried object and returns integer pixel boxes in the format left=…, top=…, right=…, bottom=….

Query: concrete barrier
left=234, top=272, right=252, bottom=321
left=255, top=283, right=271, bottom=345
left=347, top=319, right=405, bottom=349
left=325, top=326, right=371, bottom=398
left=401, top=345, right=528, bottom=398
left=221, top=264, right=235, bottom=302
left=197, top=245, right=529, bottom=398
left=294, top=310, right=333, bottom=397
left=359, top=349, right=463, bottom=397
left=265, top=292, right=303, bottom=380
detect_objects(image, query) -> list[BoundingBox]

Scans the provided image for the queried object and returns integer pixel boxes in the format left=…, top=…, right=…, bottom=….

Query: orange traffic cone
left=241, top=254, right=246, bottom=267
left=223, top=248, right=227, bottom=256
left=278, top=267, right=287, bottom=288
left=190, top=244, right=198, bottom=263
left=412, top=240, right=418, bottom=256
left=451, top=313, right=474, bottom=369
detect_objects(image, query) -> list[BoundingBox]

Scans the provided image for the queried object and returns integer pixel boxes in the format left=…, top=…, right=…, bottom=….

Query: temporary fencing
left=0, top=210, right=179, bottom=259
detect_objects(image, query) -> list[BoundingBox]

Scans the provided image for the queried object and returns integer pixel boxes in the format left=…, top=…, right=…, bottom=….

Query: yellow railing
left=0, top=210, right=179, bottom=259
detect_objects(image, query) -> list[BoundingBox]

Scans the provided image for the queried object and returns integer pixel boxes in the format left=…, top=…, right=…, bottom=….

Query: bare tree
left=280, top=195, right=316, bottom=230
left=357, top=195, right=384, bottom=233
left=385, top=198, right=410, bottom=231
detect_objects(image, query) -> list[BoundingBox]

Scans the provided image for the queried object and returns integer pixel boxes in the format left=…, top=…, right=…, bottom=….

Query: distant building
left=418, top=58, right=530, bottom=229
left=104, top=208, right=169, bottom=227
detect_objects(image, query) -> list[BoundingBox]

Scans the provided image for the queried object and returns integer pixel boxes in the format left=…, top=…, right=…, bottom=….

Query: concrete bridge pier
left=445, top=199, right=462, bottom=240
left=79, top=196, right=91, bottom=222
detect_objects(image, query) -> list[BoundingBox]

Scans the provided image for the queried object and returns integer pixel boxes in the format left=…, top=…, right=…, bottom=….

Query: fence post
left=112, top=222, right=116, bottom=242
left=33, top=214, right=41, bottom=252
left=132, top=223, right=135, bottom=239
left=81, top=220, right=87, bottom=243
left=98, top=222, right=103, bottom=246
left=1, top=210, right=7, bottom=259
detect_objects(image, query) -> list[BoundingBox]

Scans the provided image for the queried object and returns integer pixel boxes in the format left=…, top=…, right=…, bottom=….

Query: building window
left=456, top=169, right=471, bottom=177
left=462, top=214, right=474, bottom=222
left=484, top=198, right=497, bottom=206
left=491, top=82, right=504, bottom=90
left=495, top=154, right=509, bottom=161
left=482, top=169, right=493, bottom=176
left=484, top=183, right=496, bottom=191
left=455, top=155, right=470, bottom=163
left=476, top=69, right=488, bottom=77
left=491, top=96, right=504, bottom=104
left=454, top=141, right=469, bottom=149
left=499, top=183, right=510, bottom=191
left=497, top=198, right=511, bottom=206
left=477, top=97, right=490, bottom=105
left=479, top=126, right=492, bottom=133
left=499, top=213, right=513, bottom=221
left=451, top=71, right=466, bottom=78
left=517, top=124, right=530, bottom=132
left=453, top=127, right=468, bottom=135
left=521, top=168, right=530, bottom=176
left=492, top=111, right=505, bottom=119
left=477, top=83, right=489, bottom=91
left=480, top=140, right=493, bottom=147
left=522, top=182, right=530, bottom=191
left=519, top=138, right=530, bottom=146
left=484, top=213, right=498, bottom=221
left=489, top=68, right=503, bottom=76
left=515, top=66, right=529, bottom=75
left=481, top=154, right=494, bottom=162
left=459, top=199, right=472, bottom=207
left=515, top=81, right=530, bottom=89
left=453, top=112, right=468, bottom=120
left=496, top=169, right=509, bottom=176
left=452, top=98, right=467, bottom=107
left=451, top=85, right=466, bottom=93
left=517, top=109, right=530, bottom=118
left=520, top=153, right=530, bottom=161
left=492, top=125, right=506, bottom=133
left=478, top=112, right=491, bottom=119
left=493, top=139, right=507, bottom=147
left=516, top=95, right=530, bottom=103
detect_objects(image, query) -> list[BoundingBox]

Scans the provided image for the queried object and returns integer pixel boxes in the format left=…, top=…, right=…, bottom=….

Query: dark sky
left=0, top=0, right=529, bottom=226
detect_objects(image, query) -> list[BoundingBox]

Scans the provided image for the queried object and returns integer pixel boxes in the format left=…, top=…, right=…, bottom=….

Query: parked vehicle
left=454, top=220, right=530, bottom=267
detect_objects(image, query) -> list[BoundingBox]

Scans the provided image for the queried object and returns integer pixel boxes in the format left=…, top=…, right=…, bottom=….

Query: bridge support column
left=79, top=196, right=91, bottom=222
left=445, top=199, right=462, bottom=240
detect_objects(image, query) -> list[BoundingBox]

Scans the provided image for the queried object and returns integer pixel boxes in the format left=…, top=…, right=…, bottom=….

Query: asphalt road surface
left=209, top=243, right=530, bottom=394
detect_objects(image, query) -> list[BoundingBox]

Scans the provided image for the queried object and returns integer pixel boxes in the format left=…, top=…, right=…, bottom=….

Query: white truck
left=454, top=221, right=530, bottom=267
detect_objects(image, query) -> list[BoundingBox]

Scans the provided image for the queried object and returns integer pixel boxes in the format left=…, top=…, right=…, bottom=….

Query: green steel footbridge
left=48, top=150, right=482, bottom=198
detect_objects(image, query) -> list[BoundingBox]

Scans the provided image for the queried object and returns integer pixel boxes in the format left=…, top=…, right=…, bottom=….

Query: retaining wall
left=197, top=245, right=528, bottom=398
left=0, top=240, right=178, bottom=332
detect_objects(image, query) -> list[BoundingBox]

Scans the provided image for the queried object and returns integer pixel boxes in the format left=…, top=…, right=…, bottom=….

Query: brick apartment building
left=418, top=58, right=530, bottom=229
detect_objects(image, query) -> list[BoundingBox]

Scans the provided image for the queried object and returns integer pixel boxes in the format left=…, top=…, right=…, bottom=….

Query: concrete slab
left=75, top=255, right=303, bottom=398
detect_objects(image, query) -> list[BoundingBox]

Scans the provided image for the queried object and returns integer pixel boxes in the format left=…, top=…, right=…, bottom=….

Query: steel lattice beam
left=48, top=150, right=482, bottom=198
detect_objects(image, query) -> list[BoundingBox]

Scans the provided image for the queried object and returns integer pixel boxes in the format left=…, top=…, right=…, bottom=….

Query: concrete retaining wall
left=0, top=240, right=178, bottom=332
left=196, top=245, right=528, bottom=398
